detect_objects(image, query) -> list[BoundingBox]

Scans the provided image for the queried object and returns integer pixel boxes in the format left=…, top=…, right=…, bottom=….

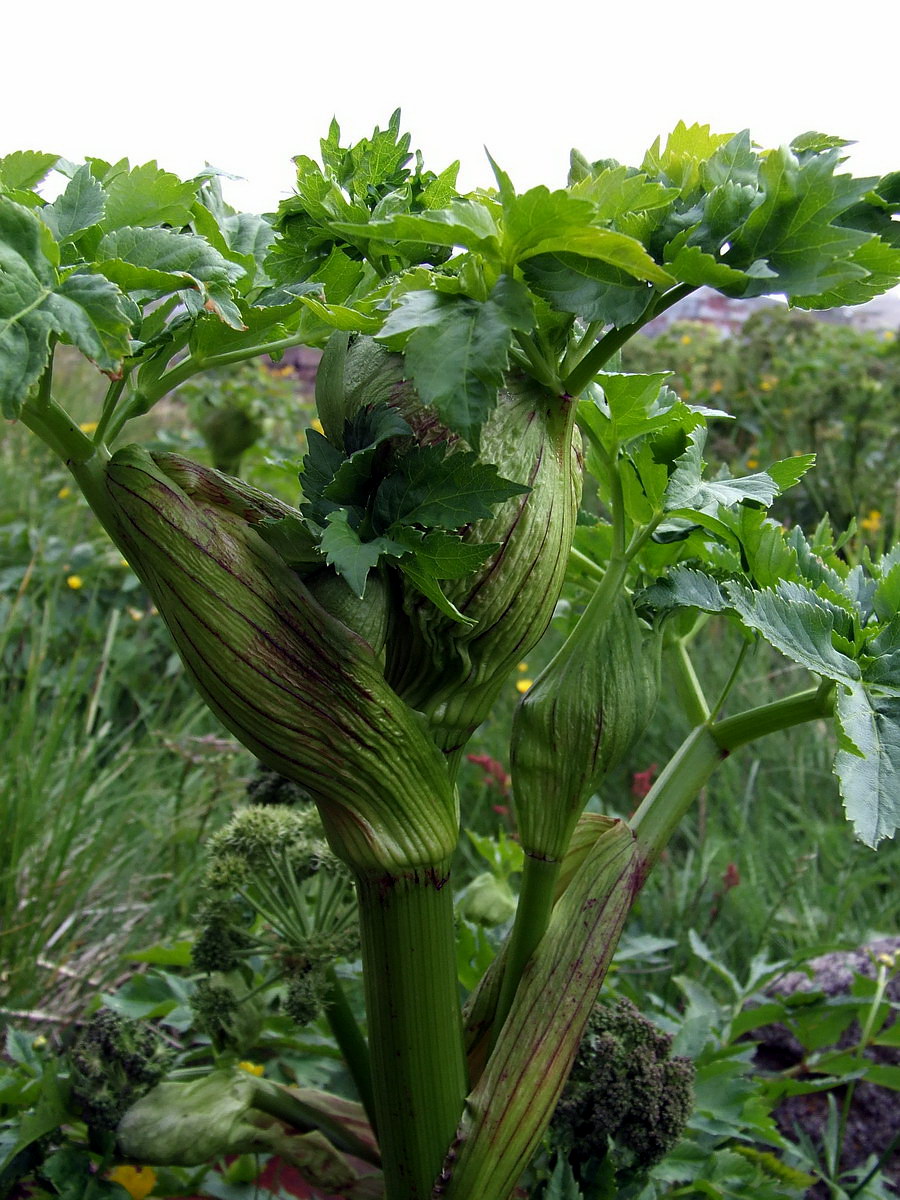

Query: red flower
left=630, top=764, right=658, bottom=799
left=467, top=753, right=512, bottom=798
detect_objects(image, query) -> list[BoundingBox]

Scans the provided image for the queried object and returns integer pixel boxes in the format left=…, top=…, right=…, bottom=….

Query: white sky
left=3, top=0, right=898, bottom=213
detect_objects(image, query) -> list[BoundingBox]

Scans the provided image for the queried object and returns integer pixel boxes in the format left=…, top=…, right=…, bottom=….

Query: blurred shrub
left=622, top=309, right=900, bottom=542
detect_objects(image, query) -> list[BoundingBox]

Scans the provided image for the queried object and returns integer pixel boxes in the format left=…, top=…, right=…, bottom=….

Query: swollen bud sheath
left=510, top=592, right=662, bottom=862
left=103, top=446, right=456, bottom=875
left=322, top=336, right=583, bottom=754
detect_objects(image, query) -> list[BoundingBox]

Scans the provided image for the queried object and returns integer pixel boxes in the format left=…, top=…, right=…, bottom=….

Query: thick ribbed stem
left=355, top=865, right=467, bottom=1200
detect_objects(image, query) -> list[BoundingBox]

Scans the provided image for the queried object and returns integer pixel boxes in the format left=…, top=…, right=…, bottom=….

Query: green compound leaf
left=0, top=197, right=131, bottom=415
left=522, top=251, right=656, bottom=326
left=0, top=198, right=58, bottom=415
left=665, top=430, right=787, bottom=514
left=379, top=277, right=533, bottom=447
left=332, top=198, right=500, bottom=255
left=373, top=443, right=529, bottom=530
left=95, top=225, right=245, bottom=329
left=500, top=184, right=675, bottom=287
left=834, top=684, right=900, bottom=847
left=725, top=145, right=873, bottom=299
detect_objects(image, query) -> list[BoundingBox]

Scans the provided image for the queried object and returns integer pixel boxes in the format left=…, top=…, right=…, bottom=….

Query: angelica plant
left=2, top=116, right=899, bottom=1200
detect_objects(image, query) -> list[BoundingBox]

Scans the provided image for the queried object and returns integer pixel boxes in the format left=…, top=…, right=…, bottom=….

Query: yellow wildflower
left=517, top=662, right=529, bottom=672
left=679, top=334, right=692, bottom=346
left=79, top=420, right=99, bottom=434
left=58, top=485, right=72, bottom=499
left=882, top=330, right=895, bottom=342
left=238, top=1060, right=265, bottom=1076
left=516, top=678, right=533, bottom=694
left=759, top=375, right=778, bottom=392
left=108, top=1164, right=157, bottom=1200
left=860, top=509, right=882, bottom=533
left=66, top=574, right=84, bottom=590
left=745, top=457, right=759, bottom=470
left=710, top=379, right=723, bottom=394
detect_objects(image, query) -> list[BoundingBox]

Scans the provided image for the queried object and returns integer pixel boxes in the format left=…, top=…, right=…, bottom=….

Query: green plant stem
left=144, top=330, right=314, bottom=404
left=668, top=638, right=711, bottom=726
left=323, top=965, right=377, bottom=1133
left=563, top=284, right=695, bottom=395
left=354, top=865, right=467, bottom=1200
left=19, top=395, right=96, bottom=464
left=631, top=684, right=835, bottom=885
left=493, top=854, right=561, bottom=1041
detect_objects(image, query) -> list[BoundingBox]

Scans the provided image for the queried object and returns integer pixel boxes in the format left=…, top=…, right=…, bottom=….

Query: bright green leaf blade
left=332, top=199, right=500, bottom=254
left=665, top=430, right=783, bottom=514
left=102, top=161, right=198, bottom=230
left=522, top=251, right=656, bottom=326
left=373, top=444, right=529, bottom=530
left=44, top=272, right=132, bottom=371
left=41, top=163, right=107, bottom=242
left=0, top=197, right=60, bottom=415
left=834, top=683, right=900, bottom=846
left=639, top=567, right=729, bottom=614
left=398, top=558, right=476, bottom=626
left=320, top=509, right=407, bottom=597
left=0, top=150, right=59, bottom=191
left=726, top=146, right=873, bottom=298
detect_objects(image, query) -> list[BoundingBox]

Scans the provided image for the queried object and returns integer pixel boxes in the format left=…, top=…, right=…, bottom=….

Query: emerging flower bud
left=510, top=593, right=662, bottom=861
left=102, top=446, right=457, bottom=875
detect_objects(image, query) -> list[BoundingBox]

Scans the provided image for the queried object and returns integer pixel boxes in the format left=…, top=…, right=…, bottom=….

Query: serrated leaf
left=726, top=146, right=873, bottom=298
left=332, top=198, right=500, bottom=254
left=397, top=557, right=475, bottom=626
left=725, top=580, right=860, bottom=683
left=385, top=279, right=533, bottom=446
left=41, top=164, right=106, bottom=242
left=44, top=271, right=132, bottom=370
left=0, top=150, right=59, bottom=191
left=522, top=250, right=656, bottom=326
left=639, top=567, right=729, bottom=614
left=320, top=509, right=407, bottom=597
left=373, top=443, right=529, bottom=530
left=300, top=426, right=345, bottom=508
left=665, top=430, right=784, bottom=514
left=764, top=454, right=816, bottom=493
left=834, top=683, right=900, bottom=846
left=793, top=236, right=900, bottom=308
left=400, top=528, right=496, bottom=579
left=102, top=161, right=198, bottom=230
left=0, top=199, right=59, bottom=415
left=874, top=561, right=900, bottom=625
left=642, top=122, right=735, bottom=193
left=95, top=225, right=245, bottom=328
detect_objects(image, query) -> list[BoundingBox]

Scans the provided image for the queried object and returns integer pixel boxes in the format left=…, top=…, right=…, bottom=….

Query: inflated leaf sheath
left=104, top=446, right=456, bottom=874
